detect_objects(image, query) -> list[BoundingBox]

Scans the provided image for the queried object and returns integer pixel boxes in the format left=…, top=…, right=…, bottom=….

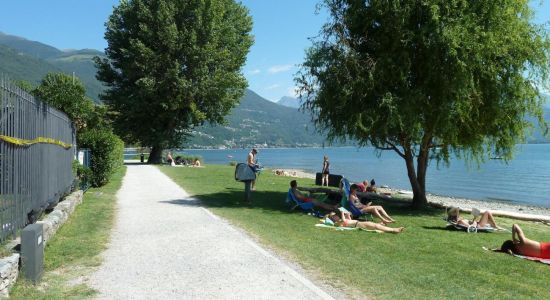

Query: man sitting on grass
left=290, top=180, right=337, bottom=211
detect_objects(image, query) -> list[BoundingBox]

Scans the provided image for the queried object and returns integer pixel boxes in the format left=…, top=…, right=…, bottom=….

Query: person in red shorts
left=290, top=180, right=337, bottom=211
left=500, top=224, right=550, bottom=259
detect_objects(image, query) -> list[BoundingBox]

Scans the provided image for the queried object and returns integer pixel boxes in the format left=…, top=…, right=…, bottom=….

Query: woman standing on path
left=321, top=155, right=330, bottom=186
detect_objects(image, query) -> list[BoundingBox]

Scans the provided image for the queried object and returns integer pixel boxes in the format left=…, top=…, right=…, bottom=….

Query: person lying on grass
left=447, top=207, right=503, bottom=230
left=500, top=224, right=550, bottom=259
left=290, top=180, right=337, bottom=211
left=349, top=184, right=395, bottom=224
left=326, top=209, right=405, bottom=234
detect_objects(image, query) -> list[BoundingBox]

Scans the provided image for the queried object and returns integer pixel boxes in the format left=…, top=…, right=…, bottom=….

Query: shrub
left=78, top=129, right=124, bottom=187
left=72, top=160, right=92, bottom=189
left=229, top=160, right=237, bottom=166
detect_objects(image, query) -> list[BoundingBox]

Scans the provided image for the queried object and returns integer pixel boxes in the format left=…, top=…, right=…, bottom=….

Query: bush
left=229, top=160, right=237, bottom=166
left=72, top=160, right=93, bottom=189
left=78, top=129, right=124, bottom=187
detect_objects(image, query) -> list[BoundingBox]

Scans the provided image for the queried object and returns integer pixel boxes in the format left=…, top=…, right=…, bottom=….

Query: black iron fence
left=0, top=77, right=75, bottom=241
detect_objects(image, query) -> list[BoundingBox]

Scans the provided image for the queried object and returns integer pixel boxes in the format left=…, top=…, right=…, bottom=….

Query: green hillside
left=0, top=45, right=62, bottom=84
left=0, top=32, right=104, bottom=102
left=187, top=89, right=331, bottom=148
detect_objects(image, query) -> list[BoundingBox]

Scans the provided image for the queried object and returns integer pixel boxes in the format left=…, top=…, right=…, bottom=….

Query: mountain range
left=0, top=31, right=548, bottom=146
left=0, top=31, right=105, bottom=102
left=277, top=96, right=302, bottom=108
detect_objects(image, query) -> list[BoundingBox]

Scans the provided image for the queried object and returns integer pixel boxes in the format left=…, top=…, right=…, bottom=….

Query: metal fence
left=0, top=77, right=76, bottom=241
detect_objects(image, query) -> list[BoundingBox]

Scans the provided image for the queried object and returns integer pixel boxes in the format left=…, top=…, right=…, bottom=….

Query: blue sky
left=0, top=0, right=548, bottom=102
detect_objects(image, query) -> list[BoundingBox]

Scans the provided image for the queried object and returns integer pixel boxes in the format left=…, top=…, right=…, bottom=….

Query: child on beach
left=326, top=209, right=404, bottom=233
left=349, top=184, right=395, bottom=224
left=500, top=224, right=550, bottom=259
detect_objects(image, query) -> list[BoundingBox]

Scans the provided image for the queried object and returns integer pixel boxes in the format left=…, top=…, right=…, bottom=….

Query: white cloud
left=287, top=86, right=299, bottom=98
left=265, top=84, right=280, bottom=90
left=268, top=64, right=294, bottom=74
left=248, top=69, right=261, bottom=75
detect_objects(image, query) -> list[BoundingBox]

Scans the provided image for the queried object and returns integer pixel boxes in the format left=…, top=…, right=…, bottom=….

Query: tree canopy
left=95, top=0, right=253, bottom=162
left=33, top=72, right=95, bottom=132
left=297, top=0, right=550, bottom=207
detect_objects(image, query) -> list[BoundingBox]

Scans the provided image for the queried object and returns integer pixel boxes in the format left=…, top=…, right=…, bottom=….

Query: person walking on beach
left=247, top=148, right=260, bottom=190
left=321, top=155, right=330, bottom=186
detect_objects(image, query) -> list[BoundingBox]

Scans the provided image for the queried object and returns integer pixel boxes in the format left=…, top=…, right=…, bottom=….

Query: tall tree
left=297, top=0, right=549, bottom=208
left=95, top=0, right=253, bottom=163
left=33, top=72, right=95, bottom=132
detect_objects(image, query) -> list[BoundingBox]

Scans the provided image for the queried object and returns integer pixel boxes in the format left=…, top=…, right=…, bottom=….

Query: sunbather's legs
left=478, top=211, right=501, bottom=229
left=356, top=221, right=404, bottom=233
left=362, top=207, right=392, bottom=224
left=372, top=206, right=395, bottom=222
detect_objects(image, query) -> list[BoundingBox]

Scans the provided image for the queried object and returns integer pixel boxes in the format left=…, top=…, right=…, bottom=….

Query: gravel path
left=88, top=165, right=334, bottom=299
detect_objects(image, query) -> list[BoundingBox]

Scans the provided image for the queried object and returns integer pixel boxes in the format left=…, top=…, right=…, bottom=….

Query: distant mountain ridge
left=277, top=96, right=302, bottom=108
left=187, top=89, right=332, bottom=148
left=0, top=31, right=104, bottom=102
left=0, top=31, right=548, bottom=146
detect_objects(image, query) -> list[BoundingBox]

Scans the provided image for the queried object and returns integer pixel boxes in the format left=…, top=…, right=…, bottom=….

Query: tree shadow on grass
left=158, top=187, right=448, bottom=220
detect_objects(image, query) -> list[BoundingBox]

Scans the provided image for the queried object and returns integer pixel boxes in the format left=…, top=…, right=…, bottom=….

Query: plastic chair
left=340, top=178, right=373, bottom=221
left=286, top=188, right=315, bottom=212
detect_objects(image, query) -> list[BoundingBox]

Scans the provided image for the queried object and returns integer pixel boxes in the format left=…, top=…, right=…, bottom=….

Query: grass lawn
left=160, top=164, right=550, bottom=299
left=9, top=166, right=126, bottom=299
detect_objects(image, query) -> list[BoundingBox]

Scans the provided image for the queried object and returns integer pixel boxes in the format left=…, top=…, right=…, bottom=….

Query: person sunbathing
left=326, top=209, right=404, bottom=234
left=349, top=184, right=395, bottom=224
left=500, top=224, right=550, bottom=259
left=290, top=180, right=337, bottom=211
left=447, top=207, right=503, bottom=229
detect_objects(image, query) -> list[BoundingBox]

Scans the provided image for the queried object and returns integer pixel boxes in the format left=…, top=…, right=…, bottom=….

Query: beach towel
left=315, top=223, right=382, bottom=233
left=482, top=247, right=550, bottom=265
left=444, top=217, right=504, bottom=233
left=447, top=222, right=498, bottom=233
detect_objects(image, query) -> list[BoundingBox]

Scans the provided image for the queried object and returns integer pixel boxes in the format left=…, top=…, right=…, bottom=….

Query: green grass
left=159, top=164, right=550, bottom=299
left=9, top=166, right=126, bottom=300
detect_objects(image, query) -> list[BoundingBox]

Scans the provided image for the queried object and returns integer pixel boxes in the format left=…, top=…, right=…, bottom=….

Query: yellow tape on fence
left=0, top=135, right=72, bottom=149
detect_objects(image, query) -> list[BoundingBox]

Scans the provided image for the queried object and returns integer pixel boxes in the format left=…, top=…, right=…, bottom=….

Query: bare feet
left=393, top=227, right=405, bottom=234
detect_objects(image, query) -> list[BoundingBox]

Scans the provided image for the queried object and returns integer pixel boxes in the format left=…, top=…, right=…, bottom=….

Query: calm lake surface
left=181, top=144, right=550, bottom=208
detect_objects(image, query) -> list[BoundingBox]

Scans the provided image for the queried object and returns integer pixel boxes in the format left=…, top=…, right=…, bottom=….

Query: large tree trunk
left=404, top=147, right=428, bottom=209
left=148, top=146, right=163, bottom=164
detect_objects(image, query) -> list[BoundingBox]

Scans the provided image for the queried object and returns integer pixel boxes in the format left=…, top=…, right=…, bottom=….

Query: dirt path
left=88, top=164, right=334, bottom=299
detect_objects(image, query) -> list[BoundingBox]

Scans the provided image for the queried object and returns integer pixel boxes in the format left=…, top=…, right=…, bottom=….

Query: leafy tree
left=297, top=0, right=550, bottom=208
left=95, top=0, right=253, bottom=163
left=33, top=72, right=95, bottom=132
left=14, top=80, right=35, bottom=93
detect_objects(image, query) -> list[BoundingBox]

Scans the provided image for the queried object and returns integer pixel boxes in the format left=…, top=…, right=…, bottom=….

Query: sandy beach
left=272, top=168, right=550, bottom=220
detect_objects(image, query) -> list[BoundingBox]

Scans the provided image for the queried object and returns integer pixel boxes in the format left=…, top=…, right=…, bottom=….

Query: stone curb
left=0, top=190, right=84, bottom=298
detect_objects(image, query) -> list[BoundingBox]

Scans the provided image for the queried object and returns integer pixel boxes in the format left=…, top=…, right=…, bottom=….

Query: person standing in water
left=321, top=155, right=330, bottom=186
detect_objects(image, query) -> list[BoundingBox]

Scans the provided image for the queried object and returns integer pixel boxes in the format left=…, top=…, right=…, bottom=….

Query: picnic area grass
left=9, top=166, right=126, bottom=300
left=160, top=164, right=550, bottom=299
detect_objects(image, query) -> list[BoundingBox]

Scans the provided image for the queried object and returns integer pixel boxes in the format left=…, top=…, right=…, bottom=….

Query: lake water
left=179, top=144, right=550, bottom=208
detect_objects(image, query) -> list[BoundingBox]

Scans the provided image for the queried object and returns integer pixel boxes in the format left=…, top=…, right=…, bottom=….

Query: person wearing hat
left=247, top=148, right=260, bottom=190
left=447, top=207, right=502, bottom=229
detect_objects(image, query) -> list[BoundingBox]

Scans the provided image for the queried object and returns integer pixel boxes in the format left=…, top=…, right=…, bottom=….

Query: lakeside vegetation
left=10, top=167, right=126, bottom=299
left=160, top=164, right=550, bottom=299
